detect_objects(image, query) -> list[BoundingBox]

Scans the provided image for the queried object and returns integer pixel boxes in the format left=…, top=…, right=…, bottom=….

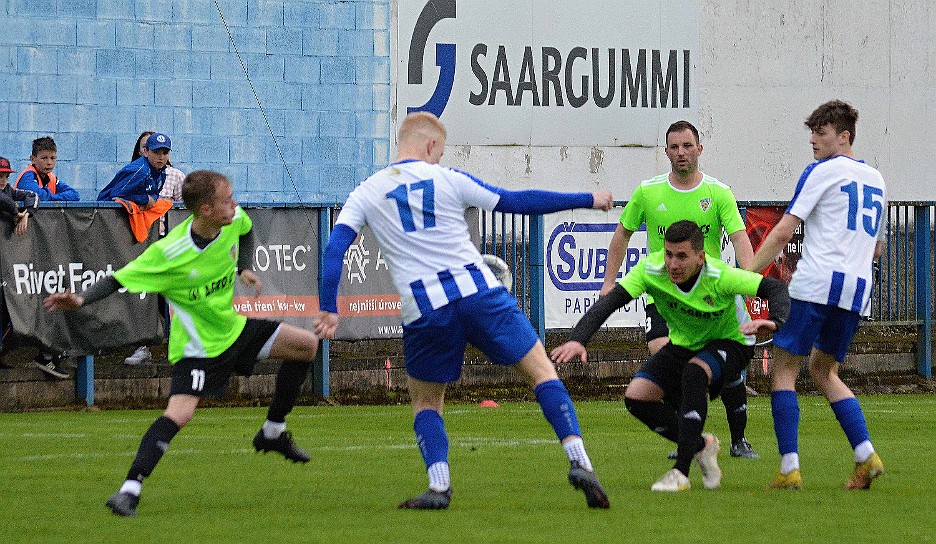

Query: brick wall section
left=0, top=0, right=390, bottom=203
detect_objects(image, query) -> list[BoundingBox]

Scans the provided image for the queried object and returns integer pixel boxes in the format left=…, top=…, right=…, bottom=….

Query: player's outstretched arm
left=747, top=213, right=800, bottom=273
left=44, top=291, right=85, bottom=312
left=493, top=187, right=612, bottom=215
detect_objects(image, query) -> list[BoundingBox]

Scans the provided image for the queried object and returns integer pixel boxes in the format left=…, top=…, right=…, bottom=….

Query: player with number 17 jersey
left=785, top=156, right=886, bottom=316
left=333, top=161, right=590, bottom=324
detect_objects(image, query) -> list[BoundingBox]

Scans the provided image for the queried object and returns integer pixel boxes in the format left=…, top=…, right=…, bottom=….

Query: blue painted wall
left=0, top=0, right=391, bottom=203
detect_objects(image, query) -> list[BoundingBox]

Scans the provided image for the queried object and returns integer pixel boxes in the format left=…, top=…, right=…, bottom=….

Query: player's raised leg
left=517, top=342, right=610, bottom=509
left=253, top=323, right=318, bottom=463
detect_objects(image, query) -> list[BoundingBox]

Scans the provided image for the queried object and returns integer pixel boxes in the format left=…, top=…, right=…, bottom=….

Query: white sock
left=780, top=452, right=800, bottom=474
left=262, top=420, right=286, bottom=440
left=563, top=437, right=593, bottom=472
left=854, top=440, right=875, bottom=463
left=427, top=462, right=450, bottom=492
left=119, top=480, right=142, bottom=497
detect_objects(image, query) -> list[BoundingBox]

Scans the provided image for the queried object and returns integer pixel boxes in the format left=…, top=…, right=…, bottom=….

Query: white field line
left=19, top=436, right=556, bottom=462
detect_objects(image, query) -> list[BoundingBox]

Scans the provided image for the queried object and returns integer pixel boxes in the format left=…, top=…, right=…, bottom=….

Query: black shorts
left=644, top=303, right=670, bottom=343
left=633, top=339, right=753, bottom=404
left=170, top=318, right=281, bottom=398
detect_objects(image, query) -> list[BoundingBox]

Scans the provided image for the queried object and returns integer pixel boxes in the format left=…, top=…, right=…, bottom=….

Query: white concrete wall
left=433, top=0, right=932, bottom=201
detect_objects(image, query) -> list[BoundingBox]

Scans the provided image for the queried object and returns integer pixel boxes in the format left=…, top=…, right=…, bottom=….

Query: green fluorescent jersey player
left=114, top=207, right=251, bottom=362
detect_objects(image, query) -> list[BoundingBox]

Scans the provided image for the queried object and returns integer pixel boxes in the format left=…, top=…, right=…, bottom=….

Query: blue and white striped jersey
left=335, top=160, right=503, bottom=324
left=786, top=155, right=887, bottom=316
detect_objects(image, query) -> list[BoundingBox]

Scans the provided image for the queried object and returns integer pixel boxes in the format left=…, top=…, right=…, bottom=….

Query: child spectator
left=14, top=137, right=80, bottom=201
left=98, top=132, right=174, bottom=243
left=130, top=131, right=184, bottom=202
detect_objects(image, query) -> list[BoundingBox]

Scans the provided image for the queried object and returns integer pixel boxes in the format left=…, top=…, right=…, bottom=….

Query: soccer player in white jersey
left=315, top=111, right=614, bottom=509
left=748, top=100, right=886, bottom=490
left=44, top=171, right=322, bottom=516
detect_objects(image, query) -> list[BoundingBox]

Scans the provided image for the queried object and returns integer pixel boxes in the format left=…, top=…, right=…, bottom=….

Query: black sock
left=720, top=375, right=748, bottom=444
left=675, top=364, right=710, bottom=476
left=624, top=397, right=679, bottom=442
left=267, top=359, right=311, bottom=423
left=126, top=416, right=181, bottom=482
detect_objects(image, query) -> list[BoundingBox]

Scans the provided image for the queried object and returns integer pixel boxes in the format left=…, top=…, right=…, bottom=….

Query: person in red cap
left=0, top=156, right=38, bottom=235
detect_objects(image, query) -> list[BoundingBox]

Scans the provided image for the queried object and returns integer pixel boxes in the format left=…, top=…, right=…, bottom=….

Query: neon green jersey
left=114, top=207, right=253, bottom=363
left=619, top=173, right=745, bottom=258
left=620, top=252, right=762, bottom=351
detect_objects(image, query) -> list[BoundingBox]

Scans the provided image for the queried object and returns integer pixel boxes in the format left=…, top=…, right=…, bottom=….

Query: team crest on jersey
left=703, top=295, right=715, bottom=307
left=699, top=198, right=712, bottom=212
left=229, top=244, right=237, bottom=261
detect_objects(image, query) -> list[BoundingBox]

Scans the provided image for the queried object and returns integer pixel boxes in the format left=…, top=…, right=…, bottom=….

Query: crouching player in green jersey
left=552, top=220, right=790, bottom=491
left=44, top=170, right=320, bottom=516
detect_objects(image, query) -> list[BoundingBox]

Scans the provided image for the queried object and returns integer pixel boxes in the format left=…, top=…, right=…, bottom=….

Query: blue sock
left=413, top=409, right=448, bottom=468
left=771, top=390, right=800, bottom=455
left=534, top=379, right=582, bottom=441
left=830, top=397, right=871, bottom=449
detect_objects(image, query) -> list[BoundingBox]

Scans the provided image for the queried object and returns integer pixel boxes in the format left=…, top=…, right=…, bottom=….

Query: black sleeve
left=567, top=284, right=634, bottom=346
left=0, top=191, right=17, bottom=222
left=12, top=188, right=39, bottom=213
left=756, top=277, right=790, bottom=329
left=238, top=229, right=255, bottom=272
left=80, top=275, right=123, bottom=305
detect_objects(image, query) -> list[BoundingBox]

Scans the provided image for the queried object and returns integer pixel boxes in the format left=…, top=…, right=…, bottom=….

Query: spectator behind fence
left=98, top=132, right=174, bottom=243
left=130, top=131, right=185, bottom=202
left=8, top=142, right=75, bottom=378
left=122, top=132, right=185, bottom=366
left=0, top=156, right=38, bottom=369
left=13, top=136, right=80, bottom=201
left=0, top=156, right=38, bottom=236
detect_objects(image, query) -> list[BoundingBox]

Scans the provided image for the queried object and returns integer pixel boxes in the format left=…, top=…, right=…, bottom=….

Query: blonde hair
left=398, top=111, right=447, bottom=146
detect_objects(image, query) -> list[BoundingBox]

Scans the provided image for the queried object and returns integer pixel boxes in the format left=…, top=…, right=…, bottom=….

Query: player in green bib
left=600, top=120, right=760, bottom=460
left=553, top=221, right=789, bottom=492
left=44, top=170, right=321, bottom=517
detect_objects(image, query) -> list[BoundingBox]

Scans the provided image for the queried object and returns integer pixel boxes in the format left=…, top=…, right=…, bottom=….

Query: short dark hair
left=664, top=220, right=704, bottom=251
left=665, top=120, right=700, bottom=145
left=182, top=170, right=229, bottom=212
left=32, top=136, right=56, bottom=156
left=805, top=100, right=858, bottom=145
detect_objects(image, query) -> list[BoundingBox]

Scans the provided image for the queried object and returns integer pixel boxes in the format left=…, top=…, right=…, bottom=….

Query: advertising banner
left=0, top=207, right=162, bottom=354
left=231, top=207, right=320, bottom=329
left=543, top=209, right=647, bottom=329
left=397, top=0, right=699, bottom=146
left=744, top=206, right=803, bottom=319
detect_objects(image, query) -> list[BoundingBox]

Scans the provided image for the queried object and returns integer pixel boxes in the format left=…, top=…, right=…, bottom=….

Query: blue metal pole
left=914, top=206, right=932, bottom=377
left=75, top=355, right=94, bottom=406
left=315, top=207, right=331, bottom=397
left=529, top=214, right=546, bottom=341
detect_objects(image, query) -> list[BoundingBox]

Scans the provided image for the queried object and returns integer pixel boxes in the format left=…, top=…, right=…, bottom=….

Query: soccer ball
left=482, top=254, right=512, bottom=292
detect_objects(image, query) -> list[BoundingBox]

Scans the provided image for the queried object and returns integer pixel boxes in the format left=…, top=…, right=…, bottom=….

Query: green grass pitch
left=1, top=395, right=932, bottom=543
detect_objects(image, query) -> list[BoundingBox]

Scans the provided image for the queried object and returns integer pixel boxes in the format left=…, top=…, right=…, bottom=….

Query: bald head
left=397, top=111, right=447, bottom=163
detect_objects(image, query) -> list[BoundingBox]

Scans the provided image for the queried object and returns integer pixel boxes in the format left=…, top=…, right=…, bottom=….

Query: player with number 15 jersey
left=785, top=155, right=886, bottom=316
